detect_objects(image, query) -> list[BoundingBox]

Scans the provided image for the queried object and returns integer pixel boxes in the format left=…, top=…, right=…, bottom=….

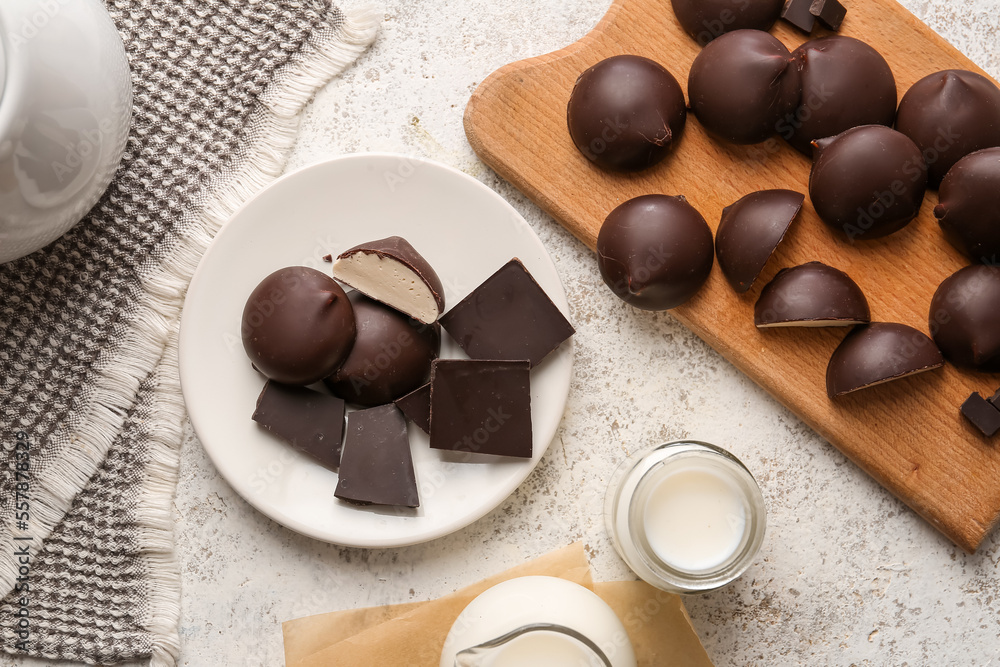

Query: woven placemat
left=0, top=2, right=378, bottom=663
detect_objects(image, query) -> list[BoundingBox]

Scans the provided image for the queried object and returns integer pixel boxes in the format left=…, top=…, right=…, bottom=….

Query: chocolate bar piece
left=961, top=393, right=1000, bottom=438
left=439, top=259, right=574, bottom=368
left=252, top=381, right=346, bottom=470
left=781, top=0, right=816, bottom=32
left=429, top=359, right=532, bottom=458
left=335, top=405, right=419, bottom=507
left=395, top=383, right=431, bottom=434
left=991, top=388, right=1000, bottom=409
left=809, top=0, right=847, bottom=30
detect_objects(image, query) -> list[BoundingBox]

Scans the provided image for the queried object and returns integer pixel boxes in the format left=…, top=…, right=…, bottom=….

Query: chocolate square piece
left=961, top=393, right=1000, bottom=438
left=252, top=381, right=345, bottom=470
left=395, top=383, right=431, bottom=434
left=781, top=0, right=817, bottom=32
left=429, top=359, right=532, bottom=458
left=335, top=405, right=419, bottom=507
left=809, top=0, right=847, bottom=30
left=439, top=259, right=574, bottom=368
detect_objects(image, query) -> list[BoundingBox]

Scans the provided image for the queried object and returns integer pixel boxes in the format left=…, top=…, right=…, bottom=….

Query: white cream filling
left=333, top=252, right=440, bottom=323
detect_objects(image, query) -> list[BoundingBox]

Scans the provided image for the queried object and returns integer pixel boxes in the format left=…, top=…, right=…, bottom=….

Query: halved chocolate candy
left=755, top=262, right=870, bottom=328
left=826, top=323, right=945, bottom=398
left=251, top=381, right=346, bottom=471
left=333, top=236, right=445, bottom=324
left=440, top=259, right=574, bottom=367
left=429, top=359, right=532, bottom=458
left=715, top=189, right=804, bottom=293
left=395, top=383, right=431, bottom=434
left=334, top=404, right=419, bottom=508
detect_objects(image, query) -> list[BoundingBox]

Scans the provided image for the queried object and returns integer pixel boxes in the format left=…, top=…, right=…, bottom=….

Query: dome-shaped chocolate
left=934, top=147, right=1000, bottom=265
left=809, top=125, right=927, bottom=241
left=325, top=292, right=441, bottom=406
left=783, top=36, right=897, bottom=154
left=241, top=267, right=356, bottom=386
left=567, top=55, right=687, bottom=172
left=896, top=70, right=1000, bottom=188
left=755, top=262, right=870, bottom=328
left=929, top=265, right=1000, bottom=373
left=688, top=30, right=800, bottom=145
left=597, top=195, right=714, bottom=310
left=715, top=189, right=804, bottom=292
left=671, top=0, right=783, bottom=45
left=827, top=323, right=944, bottom=398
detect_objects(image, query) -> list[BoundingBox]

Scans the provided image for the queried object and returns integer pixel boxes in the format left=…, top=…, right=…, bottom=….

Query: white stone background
left=7, top=1, right=1000, bottom=666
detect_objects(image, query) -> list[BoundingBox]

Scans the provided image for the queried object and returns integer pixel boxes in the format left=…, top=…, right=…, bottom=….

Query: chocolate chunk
left=934, top=147, right=1000, bottom=264
left=251, top=381, right=346, bottom=471
left=598, top=195, right=715, bottom=310
left=809, top=0, right=846, bottom=30
left=961, top=393, right=1000, bottom=437
left=395, top=383, right=431, bottom=434
left=896, top=71, right=1000, bottom=188
left=810, top=125, right=927, bottom=241
left=324, top=292, right=440, bottom=407
left=755, top=262, right=870, bottom=328
left=322, top=254, right=333, bottom=262
left=567, top=55, right=687, bottom=172
left=241, top=266, right=356, bottom=385
left=671, top=0, right=783, bottom=45
left=688, top=30, right=801, bottom=145
left=781, top=0, right=816, bottom=33
left=783, top=36, right=897, bottom=154
left=990, top=389, right=1000, bottom=408
left=440, top=259, right=574, bottom=367
left=826, top=323, right=944, bottom=398
left=429, top=359, right=532, bottom=458
left=715, top=189, right=804, bottom=293
left=929, top=265, right=1000, bottom=373
left=333, top=236, right=445, bottom=324
left=334, top=405, right=419, bottom=507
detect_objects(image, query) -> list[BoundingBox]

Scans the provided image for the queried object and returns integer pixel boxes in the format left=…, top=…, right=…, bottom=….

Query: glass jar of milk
left=605, top=441, right=766, bottom=594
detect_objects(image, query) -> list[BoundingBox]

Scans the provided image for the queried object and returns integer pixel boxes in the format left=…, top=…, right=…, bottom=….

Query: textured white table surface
left=7, top=1, right=1000, bottom=666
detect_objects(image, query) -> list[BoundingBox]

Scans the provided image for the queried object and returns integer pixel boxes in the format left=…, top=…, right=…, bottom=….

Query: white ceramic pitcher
left=0, top=0, right=132, bottom=263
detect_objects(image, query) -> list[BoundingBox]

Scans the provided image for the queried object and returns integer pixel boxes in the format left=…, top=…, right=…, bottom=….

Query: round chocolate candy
left=782, top=36, right=897, bottom=154
left=934, top=147, right=1000, bottom=265
left=826, top=323, right=944, bottom=398
left=324, top=291, right=441, bottom=406
left=242, top=267, right=356, bottom=385
left=567, top=55, right=687, bottom=172
left=671, top=0, right=783, bottom=45
left=896, top=70, right=1000, bottom=188
left=809, top=125, right=927, bottom=241
left=928, top=265, right=1000, bottom=373
left=688, top=30, right=800, bottom=145
left=754, top=262, right=870, bottom=328
left=715, top=189, right=804, bottom=292
left=597, top=194, right=714, bottom=310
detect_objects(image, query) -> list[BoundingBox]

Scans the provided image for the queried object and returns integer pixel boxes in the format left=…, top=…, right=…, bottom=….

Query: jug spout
left=453, top=623, right=613, bottom=667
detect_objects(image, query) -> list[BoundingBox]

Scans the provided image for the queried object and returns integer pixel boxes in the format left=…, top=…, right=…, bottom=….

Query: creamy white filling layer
left=333, top=252, right=440, bottom=323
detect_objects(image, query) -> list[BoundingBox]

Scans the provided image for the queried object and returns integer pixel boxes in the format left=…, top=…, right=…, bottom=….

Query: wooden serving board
left=465, top=0, right=1000, bottom=552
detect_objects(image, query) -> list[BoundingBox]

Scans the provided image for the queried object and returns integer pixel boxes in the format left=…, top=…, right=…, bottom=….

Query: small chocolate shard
left=440, top=259, right=574, bottom=367
left=781, top=0, right=816, bottom=32
left=429, top=359, right=533, bottom=458
left=809, top=0, right=847, bottom=30
left=252, top=381, right=346, bottom=470
left=990, top=388, right=1000, bottom=409
left=395, top=383, right=431, bottom=434
left=322, top=254, right=333, bottom=262
left=335, top=404, right=419, bottom=507
left=961, top=393, right=1000, bottom=438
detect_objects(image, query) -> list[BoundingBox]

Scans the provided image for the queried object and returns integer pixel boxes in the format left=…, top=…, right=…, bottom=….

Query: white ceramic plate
left=179, top=154, right=574, bottom=548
